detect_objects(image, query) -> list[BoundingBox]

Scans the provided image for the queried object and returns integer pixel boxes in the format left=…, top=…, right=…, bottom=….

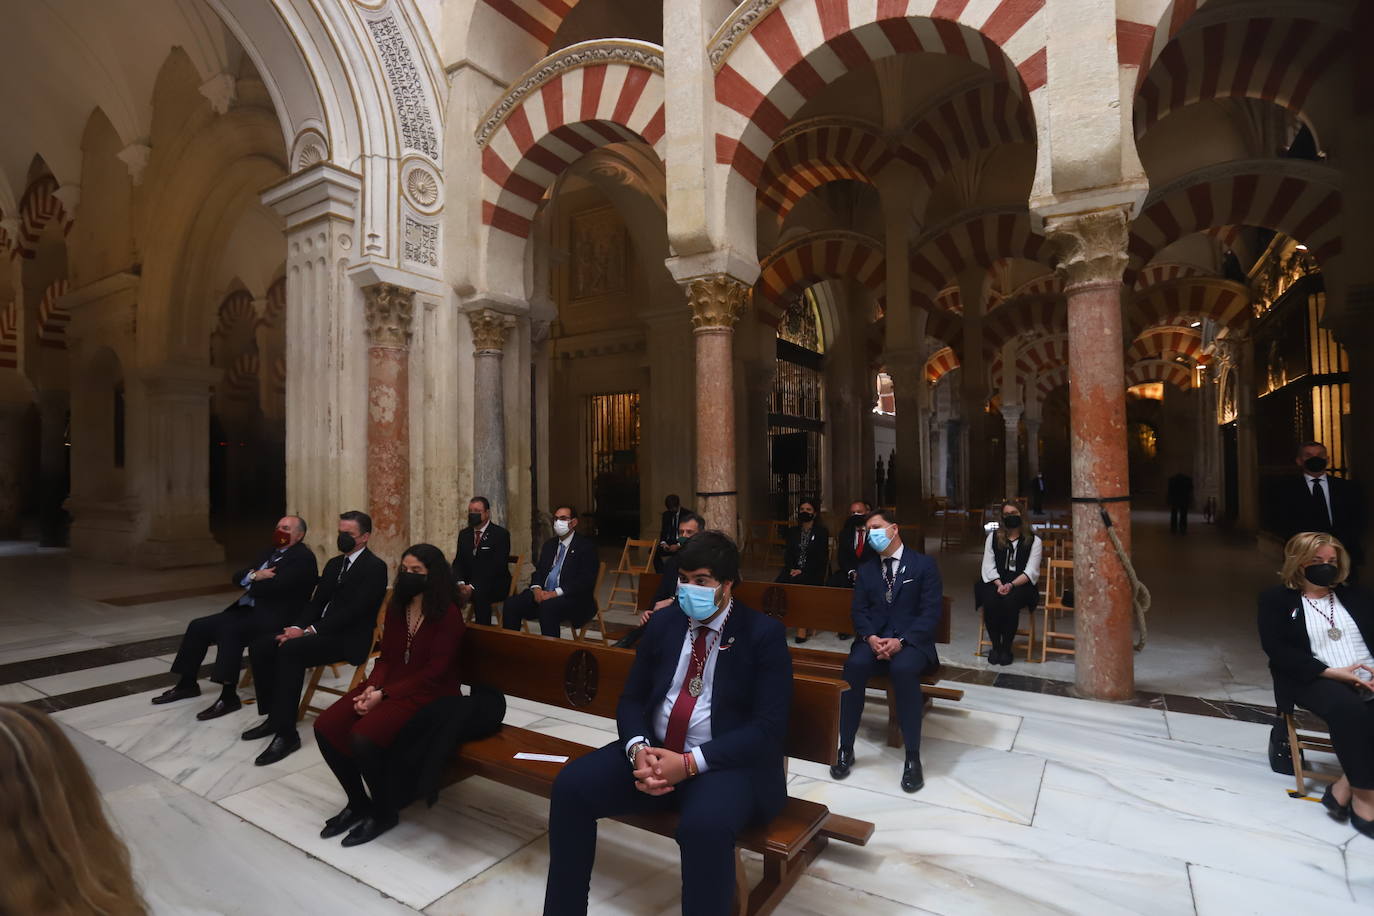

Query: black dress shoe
left=794, top=635, right=809, bottom=644
left=254, top=733, right=301, bottom=766
left=241, top=720, right=275, bottom=741
left=1321, top=783, right=1351, bottom=822
left=838, top=633, right=852, bottom=640
left=830, top=747, right=854, bottom=780
left=321, top=806, right=368, bottom=839
left=901, top=758, right=924, bottom=794
left=151, top=683, right=201, bottom=705
left=1353, top=809, right=1374, bottom=839
left=341, top=812, right=399, bottom=847
left=195, top=696, right=242, bottom=721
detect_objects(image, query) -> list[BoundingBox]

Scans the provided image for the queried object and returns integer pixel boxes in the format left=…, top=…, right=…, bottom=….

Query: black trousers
left=838, top=641, right=931, bottom=756
left=502, top=590, right=590, bottom=637
left=976, top=581, right=1038, bottom=647
left=825, top=569, right=857, bottom=588
left=544, top=742, right=774, bottom=916
left=248, top=632, right=353, bottom=736
left=170, top=605, right=288, bottom=686
left=466, top=584, right=509, bottom=627
left=1294, top=678, right=1374, bottom=789
left=316, top=728, right=392, bottom=817
left=1169, top=505, right=1188, bottom=533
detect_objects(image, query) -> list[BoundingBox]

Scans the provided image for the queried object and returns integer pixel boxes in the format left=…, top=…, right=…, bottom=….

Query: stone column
left=885, top=350, right=926, bottom=529
left=1331, top=288, right=1374, bottom=529
left=37, top=389, right=68, bottom=545
left=1045, top=207, right=1135, bottom=701
left=467, top=308, right=514, bottom=525
left=686, top=274, right=749, bottom=533
left=1002, top=405, right=1024, bottom=500
left=1233, top=335, right=1260, bottom=533
left=363, top=283, right=415, bottom=570
left=1025, top=417, right=1042, bottom=479
left=0, top=401, right=25, bottom=539
left=958, top=270, right=990, bottom=511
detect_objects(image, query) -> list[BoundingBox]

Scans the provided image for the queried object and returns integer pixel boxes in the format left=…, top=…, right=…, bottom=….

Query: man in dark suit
left=653, top=494, right=691, bottom=573
left=1167, top=472, right=1194, bottom=534
left=152, top=515, right=318, bottom=720
left=1275, top=442, right=1366, bottom=570
left=1030, top=473, right=1047, bottom=514
left=612, top=512, right=702, bottom=649
left=453, top=496, right=513, bottom=625
left=502, top=504, right=598, bottom=637
left=830, top=509, right=943, bottom=793
left=242, top=510, right=389, bottom=765
left=825, top=499, right=874, bottom=588
left=544, top=531, right=792, bottom=916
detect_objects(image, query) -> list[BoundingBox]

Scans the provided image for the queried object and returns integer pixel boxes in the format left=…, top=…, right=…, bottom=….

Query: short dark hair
left=338, top=510, right=372, bottom=534
left=866, top=508, right=897, bottom=526
left=675, top=530, right=740, bottom=585
left=289, top=515, right=307, bottom=535
left=1297, top=441, right=1325, bottom=457
left=677, top=511, right=703, bottom=531
left=798, top=497, right=818, bottom=512
left=553, top=504, right=577, bottom=518
left=850, top=499, right=872, bottom=511
left=469, top=496, right=491, bottom=511
left=665, top=493, right=681, bottom=508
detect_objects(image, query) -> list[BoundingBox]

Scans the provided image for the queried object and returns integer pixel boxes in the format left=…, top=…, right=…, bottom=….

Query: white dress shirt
left=625, top=600, right=732, bottom=774
left=1302, top=593, right=1373, bottom=690
left=305, top=545, right=367, bottom=633
left=455, top=522, right=490, bottom=587
left=541, top=531, right=575, bottom=597
left=980, top=533, right=1042, bottom=585
left=1306, top=474, right=1334, bottom=525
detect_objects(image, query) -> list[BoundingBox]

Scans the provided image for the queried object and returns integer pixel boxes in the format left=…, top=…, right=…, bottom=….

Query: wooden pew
left=637, top=574, right=964, bottom=749
left=444, top=627, right=873, bottom=915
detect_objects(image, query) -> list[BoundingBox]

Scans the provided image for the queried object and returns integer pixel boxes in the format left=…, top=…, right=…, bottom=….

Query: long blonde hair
left=1280, top=531, right=1350, bottom=591
left=0, top=704, right=146, bottom=915
left=994, top=499, right=1035, bottom=551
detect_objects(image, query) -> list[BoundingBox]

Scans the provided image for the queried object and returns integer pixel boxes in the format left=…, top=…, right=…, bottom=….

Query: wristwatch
left=626, top=741, right=649, bottom=764
left=248, top=570, right=257, bottom=582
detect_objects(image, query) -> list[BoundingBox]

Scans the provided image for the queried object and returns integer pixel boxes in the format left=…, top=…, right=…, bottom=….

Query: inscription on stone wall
left=404, top=218, right=438, bottom=267
left=571, top=206, right=626, bottom=301
left=367, top=15, right=438, bottom=159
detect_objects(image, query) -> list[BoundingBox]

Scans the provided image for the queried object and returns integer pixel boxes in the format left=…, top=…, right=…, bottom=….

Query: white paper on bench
left=514, top=752, right=570, bottom=763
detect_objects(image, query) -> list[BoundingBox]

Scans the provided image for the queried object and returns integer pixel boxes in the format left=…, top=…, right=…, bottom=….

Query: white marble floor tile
left=787, top=776, right=1194, bottom=916
left=53, top=687, right=175, bottom=731
left=1033, top=760, right=1350, bottom=896
left=1189, top=863, right=1367, bottom=915
left=772, top=874, right=939, bottom=915
left=1165, top=708, right=1270, bottom=754
left=921, top=704, right=1022, bottom=752
left=0, top=633, right=111, bottom=665
left=24, top=656, right=169, bottom=696
left=220, top=768, right=549, bottom=910
left=953, top=681, right=1172, bottom=739
left=0, top=681, right=44, bottom=702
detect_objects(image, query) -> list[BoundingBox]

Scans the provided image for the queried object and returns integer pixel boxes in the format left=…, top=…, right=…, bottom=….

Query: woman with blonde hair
left=0, top=703, right=146, bottom=914
left=1258, top=532, right=1374, bottom=838
left=976, top=500, right=1042, bottom=665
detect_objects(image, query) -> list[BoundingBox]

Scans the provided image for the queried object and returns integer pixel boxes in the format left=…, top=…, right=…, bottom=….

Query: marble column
left=1045, top=207, right=1135, bottom=701
left=958, top=270, right=990, bottom=511
left=1002, top=405, right=1024, bottom=500
left=0, top=401, right=25, bottom=539
left=686, top=274, right=749, bottom=533
left=467, top=308, right=514, bottom=525
left=1331, top=287, right=1374, bottom=529
left=1025, top=417, right=1043, bottom=479
left=38, top=389, right=69, bottom=546
left=885, top=350, right=926, bottom=530
left=363, top=283, right=415, bottom=570
left=1233, top=336, right=1260, bottom=533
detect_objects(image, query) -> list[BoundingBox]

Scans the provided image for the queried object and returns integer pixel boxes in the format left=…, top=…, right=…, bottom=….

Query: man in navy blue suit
left=543, top=530, right=792, bottom=916
left=830, top=508, right=943, bottom=793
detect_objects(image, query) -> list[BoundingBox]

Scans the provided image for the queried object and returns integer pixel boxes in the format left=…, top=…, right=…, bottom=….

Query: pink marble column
left=1046, top=208, right=1135, bottom=701
left=686, top=275, right=749, bottom=534
left=363, top=283, right=415, bottom=570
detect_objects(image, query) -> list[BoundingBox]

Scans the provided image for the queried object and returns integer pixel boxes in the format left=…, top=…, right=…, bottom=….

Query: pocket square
left=901, top=578, right=914, bottom=584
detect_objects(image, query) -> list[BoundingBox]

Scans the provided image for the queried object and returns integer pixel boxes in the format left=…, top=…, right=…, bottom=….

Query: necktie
left=546, top=541, right=568, bottom=590
left=664, top=626, right=709, bottom=752
left=337, top=556, right=351, bottom=584
left=474, top=527, right=483, bottom=553
left=1312, top=479, right=1331, bottom=527
left=855, top=529, right=863, bottom=558
left=883, top=557, right=896, bottom=603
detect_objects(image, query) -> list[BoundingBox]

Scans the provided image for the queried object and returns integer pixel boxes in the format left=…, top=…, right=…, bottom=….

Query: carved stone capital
left=1002, top=405, right=1024, bottom=425
left=469, top=309, right=515, bottom=354
left=1045, top=207, right=1131, bottom=290
left=363, top=283, right=415, bottom=349
left=686, top=275, right=750, bottom=331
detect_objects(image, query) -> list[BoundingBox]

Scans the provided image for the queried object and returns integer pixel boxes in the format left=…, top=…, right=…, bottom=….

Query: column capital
left=1002, top=405, right=1024, bottom=424
left=1044, top=206, right=1131, bottom=290
left=363, top=283, right=416, bottom=349
left=468, top=308, right=515, bottom=354
left=686, top=274, right=750, bottom=332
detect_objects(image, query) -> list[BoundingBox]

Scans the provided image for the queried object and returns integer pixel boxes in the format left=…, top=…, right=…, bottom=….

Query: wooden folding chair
left=1039, top=559, right=1076, bottom=661
left=606, top=538, right=657, bottom=615
left=1284, top=711, right=1335, bottom=798
left=467, top=554, right=524, bottom=624
left=763, top=521, right=788, bottom=568
left=297, top=589, right=391, bottom=720
left=939, top=509, right=972, bottom=552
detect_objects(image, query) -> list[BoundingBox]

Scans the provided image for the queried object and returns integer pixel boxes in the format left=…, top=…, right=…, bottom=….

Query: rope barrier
left=1087, top=498, right=1152, bottom=651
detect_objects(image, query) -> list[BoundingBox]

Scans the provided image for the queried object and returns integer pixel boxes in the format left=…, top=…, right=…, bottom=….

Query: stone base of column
left=132, top=535, right=225, bottom=569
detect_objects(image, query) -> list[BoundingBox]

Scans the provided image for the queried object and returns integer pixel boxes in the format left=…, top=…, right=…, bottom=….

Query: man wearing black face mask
left=242, top=510, right=388, bottom=765
left=452, top=496, right=512, bottom=626
left=827, top=500, right=874, bottom=588
left=1274, top=442, right=1365, bottom=577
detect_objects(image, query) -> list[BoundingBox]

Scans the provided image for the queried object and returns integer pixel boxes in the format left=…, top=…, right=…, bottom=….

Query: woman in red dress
left=314, top=542, right=466, bottom=846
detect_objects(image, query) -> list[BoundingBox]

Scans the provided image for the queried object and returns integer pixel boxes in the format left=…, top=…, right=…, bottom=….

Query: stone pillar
left=1025, top=417, right=1043, bottom=479
left=741, top=359, right=775, bottom=524
left=685, top=274, right=749, bottom=533
left=1234, top=336, right=1260, bottom=533
left=1045, top=207, right=1135, bottom=701
left=467, top=308, right=514, bottom=525
left=885, top=350, right=926, bottom=530
left=363, top=283, right=415, bottom=570
left=958, top=270, right=990, bottom=511
left=37, top=390, right=69, bottom=546
left=0, top=401, right=25, bottom=539
left=1331, top=287, right=1374, bottom=529
left=1002, top=405, right=1024, bottom=500
left=134, top=366, right=224, bottom=567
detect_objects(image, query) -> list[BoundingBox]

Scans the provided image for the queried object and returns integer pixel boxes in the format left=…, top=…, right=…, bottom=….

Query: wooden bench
left=637, top=574, right=964, bottom=750
left=444, top=627, right=873, bottom=915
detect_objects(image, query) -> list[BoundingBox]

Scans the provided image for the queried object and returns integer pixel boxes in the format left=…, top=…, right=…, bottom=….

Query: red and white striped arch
left=36, top=279, right=70, bottom=349
left=1132, top=261, right=1209, bottom=292
left=756, top=230, right=885, bottom=324
left=0, top=300, right=17, bottom=369
left=984, top=295, right=1066, bottom=352
left=898, top=80, right=1036, bottom=196
left=1126, top=160, right=1341, bottom=285
left=1133, top=17, right=1345, bottom=140
left=1033, top=363, right=1069, bottom=399
left=1126, top=326, right=1203, bottom=365
left=1126, top=359, right=1193, bottom=391
left=713, top=0, right=1048, bottom=186
left=909, top=208, right=1050, bottom=300
left=1116, top=0, right=1211, bottom=75
left=757, top=118, right=892, bottom=223
left=923, top=305, right=962, bottom=352
left=479, top=50, right=666, bottom=241
left=13, top=176, right=71, bottom=260
left=925, top=345, right=959, bottom=384
left=477, top=0, right=579, bottom=50
left=1128, top=276, right=1250, bottom=336
left=990, top=331, right=1067, bottom=382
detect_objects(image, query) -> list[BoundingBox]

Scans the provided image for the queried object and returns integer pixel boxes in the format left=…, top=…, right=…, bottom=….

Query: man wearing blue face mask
left=830, top=509, right=943, bottom=793
left=543, top=530, right=792, bottom=916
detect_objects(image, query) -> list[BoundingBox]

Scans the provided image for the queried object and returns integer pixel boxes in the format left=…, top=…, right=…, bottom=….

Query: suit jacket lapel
left=890, top=554, right=911, bottom=603
left=654, top=613, right=690, bottom=702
